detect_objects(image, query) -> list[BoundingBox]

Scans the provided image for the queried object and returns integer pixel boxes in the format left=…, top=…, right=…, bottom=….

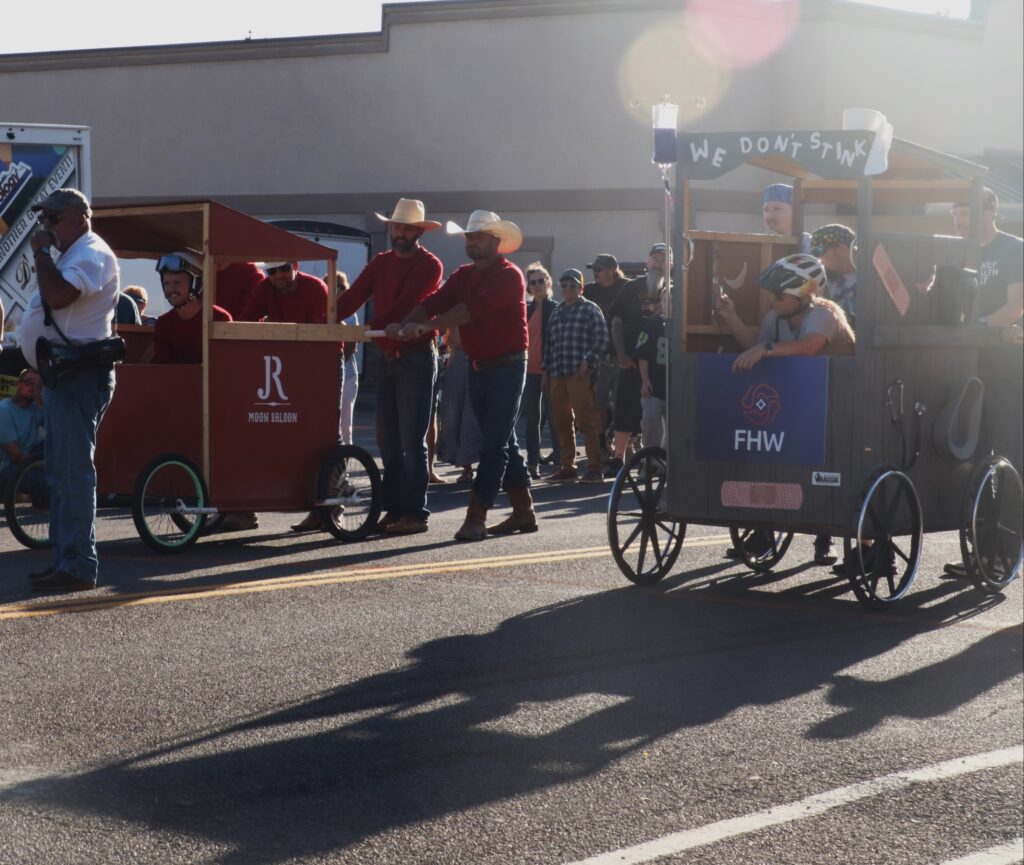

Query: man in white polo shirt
left=19, top=188, right=119, bottom=593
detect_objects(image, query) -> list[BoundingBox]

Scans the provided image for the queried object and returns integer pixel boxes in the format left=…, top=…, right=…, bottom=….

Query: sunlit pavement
left=1, top=399, right=1020, bottom=865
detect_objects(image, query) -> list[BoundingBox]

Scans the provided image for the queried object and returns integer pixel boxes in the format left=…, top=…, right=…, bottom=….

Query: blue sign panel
left=695, top=354, right=828, bottom=465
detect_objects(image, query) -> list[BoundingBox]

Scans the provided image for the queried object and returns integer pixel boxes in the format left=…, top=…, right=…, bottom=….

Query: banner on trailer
left=695, top=354, right=828, bottom=466
left=0, top=144, right=80, bottom=330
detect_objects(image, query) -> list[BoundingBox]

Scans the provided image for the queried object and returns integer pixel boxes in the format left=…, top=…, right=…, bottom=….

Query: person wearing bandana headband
left=810, top=224, right=857, bottom=328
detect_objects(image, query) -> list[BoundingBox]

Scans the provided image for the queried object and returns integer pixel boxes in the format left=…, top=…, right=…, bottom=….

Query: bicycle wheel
left=316, top=445, right=382, bottom=542
left=4, top=455, right=51, bottom=550
left=960, top=456, right=1023, bottom=595
left=845, top=466, right=923, bottom=610
left=132, top=453, right=208, bottom=553
left=607, top=446, right=685, bottom=585
left=728, top=526, right=794, bottom=573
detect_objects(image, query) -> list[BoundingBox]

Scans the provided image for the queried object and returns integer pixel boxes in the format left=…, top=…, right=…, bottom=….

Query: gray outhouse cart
left=607, top=129, right=1023, bottom=609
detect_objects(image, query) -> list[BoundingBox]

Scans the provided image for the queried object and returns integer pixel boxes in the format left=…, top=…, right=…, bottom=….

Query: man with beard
left=152, top=252, right=232, bottom=364
left=295, top=198, right=443, bottom=536
left=391, top=210, right=532, bottom=541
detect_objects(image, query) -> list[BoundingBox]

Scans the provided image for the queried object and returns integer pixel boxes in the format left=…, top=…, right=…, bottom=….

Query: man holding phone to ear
left=18, top=188, right=118, bottom=593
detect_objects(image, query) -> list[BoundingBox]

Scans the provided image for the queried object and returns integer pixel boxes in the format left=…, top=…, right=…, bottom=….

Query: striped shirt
left=542, top=297, right=608, bottom=379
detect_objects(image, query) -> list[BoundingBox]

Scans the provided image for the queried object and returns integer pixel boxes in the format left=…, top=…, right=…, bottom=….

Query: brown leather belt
left=471, top=351, right=527, bottom=371
left=381, top=341, right=434, bottom=361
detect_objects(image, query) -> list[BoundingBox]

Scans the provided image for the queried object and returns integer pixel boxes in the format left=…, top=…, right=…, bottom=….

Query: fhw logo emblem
left=740, top=383, right=781, bottom=427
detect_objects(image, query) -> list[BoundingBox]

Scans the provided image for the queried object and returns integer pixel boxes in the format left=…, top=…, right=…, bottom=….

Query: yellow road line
left=0, top=535, right=731, bottom=621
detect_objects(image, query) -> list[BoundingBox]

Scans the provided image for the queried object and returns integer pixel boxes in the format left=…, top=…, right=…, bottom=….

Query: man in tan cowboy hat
left=390, top=210, right=535, bottom=541
left=292, top=198, right=443, bottom=536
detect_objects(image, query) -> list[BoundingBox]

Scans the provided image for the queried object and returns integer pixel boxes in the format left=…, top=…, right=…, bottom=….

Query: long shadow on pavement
left=8, top=570, right=1019, bottom=864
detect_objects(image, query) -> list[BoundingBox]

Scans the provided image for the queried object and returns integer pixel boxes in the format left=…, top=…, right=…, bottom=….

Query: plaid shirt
left=542, top=297, right=608, bottom=379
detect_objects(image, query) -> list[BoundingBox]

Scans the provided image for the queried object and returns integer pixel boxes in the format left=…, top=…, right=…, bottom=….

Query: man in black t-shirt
left=952, top=189, right=1023, bottom=326
left=633, top=289, right=668, bottom=450
left=605, top=243, right=667, bottom=476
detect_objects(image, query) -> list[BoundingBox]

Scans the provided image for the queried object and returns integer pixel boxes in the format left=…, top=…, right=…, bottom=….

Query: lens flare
left=618, top=20, right=730, bottom=126
left=684, top=0, right=800, bottom=71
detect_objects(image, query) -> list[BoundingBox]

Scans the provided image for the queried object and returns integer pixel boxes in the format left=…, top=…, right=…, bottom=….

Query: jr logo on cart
left=256, top=355, right=290, bottom=405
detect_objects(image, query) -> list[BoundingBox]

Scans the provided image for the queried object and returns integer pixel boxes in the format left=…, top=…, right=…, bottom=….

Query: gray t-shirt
left=757, top=301, right=853, bottom=356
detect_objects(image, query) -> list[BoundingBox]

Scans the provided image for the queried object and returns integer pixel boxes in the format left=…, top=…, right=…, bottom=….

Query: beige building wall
left=1, top=0, right=1020, bottom=283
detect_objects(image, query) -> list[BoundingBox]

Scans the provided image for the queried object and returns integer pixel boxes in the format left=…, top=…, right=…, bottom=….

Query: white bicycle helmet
left=757, top=253, right=826, bottom=299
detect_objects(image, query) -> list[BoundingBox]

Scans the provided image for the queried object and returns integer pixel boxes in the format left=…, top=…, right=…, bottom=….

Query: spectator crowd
left=1, top=185, right=1021, bottom=594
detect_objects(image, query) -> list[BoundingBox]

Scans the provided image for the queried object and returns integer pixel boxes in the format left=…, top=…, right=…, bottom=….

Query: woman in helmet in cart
left=713, top=252, right=855, bottom=566
left=714, top=252, right=854, bottom=371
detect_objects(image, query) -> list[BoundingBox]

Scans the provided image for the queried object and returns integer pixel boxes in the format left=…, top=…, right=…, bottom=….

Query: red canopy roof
left=91, top=200, right=336, bottom=262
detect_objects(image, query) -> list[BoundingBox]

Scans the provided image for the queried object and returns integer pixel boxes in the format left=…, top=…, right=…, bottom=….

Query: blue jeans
left=522, top=372, right=560, bottom=467
left=468, top=358, right=529, bottom=509
left=44, top=364, right=115, bottom=582
left=375, top=347, right=437, bottom=522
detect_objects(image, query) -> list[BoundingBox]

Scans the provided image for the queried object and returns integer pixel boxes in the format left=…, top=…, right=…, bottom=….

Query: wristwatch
left=762, top=341, right=773, bottom=355
left=35, top=245, right=52, bottom=257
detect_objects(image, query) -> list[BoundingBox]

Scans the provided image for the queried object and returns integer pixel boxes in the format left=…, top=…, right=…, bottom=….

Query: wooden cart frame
left=607, top=130, right=1023, bottom=608
left=6, top=201, right=381, bottom=553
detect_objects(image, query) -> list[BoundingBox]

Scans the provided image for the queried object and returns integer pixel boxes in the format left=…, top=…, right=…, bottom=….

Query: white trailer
left=1, top=123, right=91, bottom=348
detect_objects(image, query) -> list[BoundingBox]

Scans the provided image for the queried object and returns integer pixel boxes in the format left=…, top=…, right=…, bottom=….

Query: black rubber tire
left=4, top=454, right=51, bottom=550
left=845, top=466, right=923, bottom=610
left=316, top=445, right=382, bottom=542
left=959, top=456, right=1023, bottom=595
left=728, top=526, right=794, bottom=573
left=132, top=453, right=208, bottom=553
left=607, top=446, right=685, bottom=585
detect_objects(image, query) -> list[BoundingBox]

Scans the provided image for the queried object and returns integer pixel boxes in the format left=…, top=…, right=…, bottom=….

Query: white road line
left=565, top=746, right=1024, bottom=865
left=938, top=839, right=1024, bottom=865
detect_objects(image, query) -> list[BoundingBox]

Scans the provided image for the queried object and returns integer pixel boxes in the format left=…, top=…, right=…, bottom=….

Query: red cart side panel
left=208, top=340, right=340, bottom=511
left=96, top=365, right=203, bottom=497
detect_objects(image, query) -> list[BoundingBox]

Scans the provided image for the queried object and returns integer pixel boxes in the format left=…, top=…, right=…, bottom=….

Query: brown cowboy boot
left=486, top=487, right=538, bottom=535
left=454, top=491, right=489, bottom=541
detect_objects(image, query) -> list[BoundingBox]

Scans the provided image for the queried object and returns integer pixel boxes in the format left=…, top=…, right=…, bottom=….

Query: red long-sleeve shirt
left=215, top=262, right=264, bottom=321
left=422, top=256, right=527, bottom=362
left=153, top=305, right=232, bottom=364
left=337, top=247, right=442, bottom=353
left=240, top=272, right=328, bottom=324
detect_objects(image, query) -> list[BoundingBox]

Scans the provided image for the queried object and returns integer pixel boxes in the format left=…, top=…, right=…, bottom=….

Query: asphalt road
left=1, top=411, right=1021, bottom=865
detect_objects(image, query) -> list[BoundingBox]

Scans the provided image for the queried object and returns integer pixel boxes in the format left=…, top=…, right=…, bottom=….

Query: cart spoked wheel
left=959, top=456, right=1023, bottom=595
left=4, top=454, right=51, bottom=550
left=316, top=445, right=382, bottom=542
left=607, top=446, right=685, bottom=585
left=728, top=527, right=794, bottom=573
left=132, top=453, right=209, bottom=553
left=845, top=466, right=923, bottom=610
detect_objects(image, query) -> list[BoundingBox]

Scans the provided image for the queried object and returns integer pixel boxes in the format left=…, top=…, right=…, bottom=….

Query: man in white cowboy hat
left=390, top=210, right=535, bottom=541
left=291, top=198, right=444, bottom=536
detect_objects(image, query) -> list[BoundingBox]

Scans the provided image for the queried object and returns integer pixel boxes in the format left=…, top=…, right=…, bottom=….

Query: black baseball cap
left=587, top=253, right=618, bottom=270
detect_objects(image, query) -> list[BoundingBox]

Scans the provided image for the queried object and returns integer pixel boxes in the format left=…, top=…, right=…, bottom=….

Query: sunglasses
left=528, top=278, right=548, bottom=286
left=266, top=264, right=293, bottom=275
left=37, top=212, right=65, bottom=226
left=560, top=281, right=581, bottom=290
